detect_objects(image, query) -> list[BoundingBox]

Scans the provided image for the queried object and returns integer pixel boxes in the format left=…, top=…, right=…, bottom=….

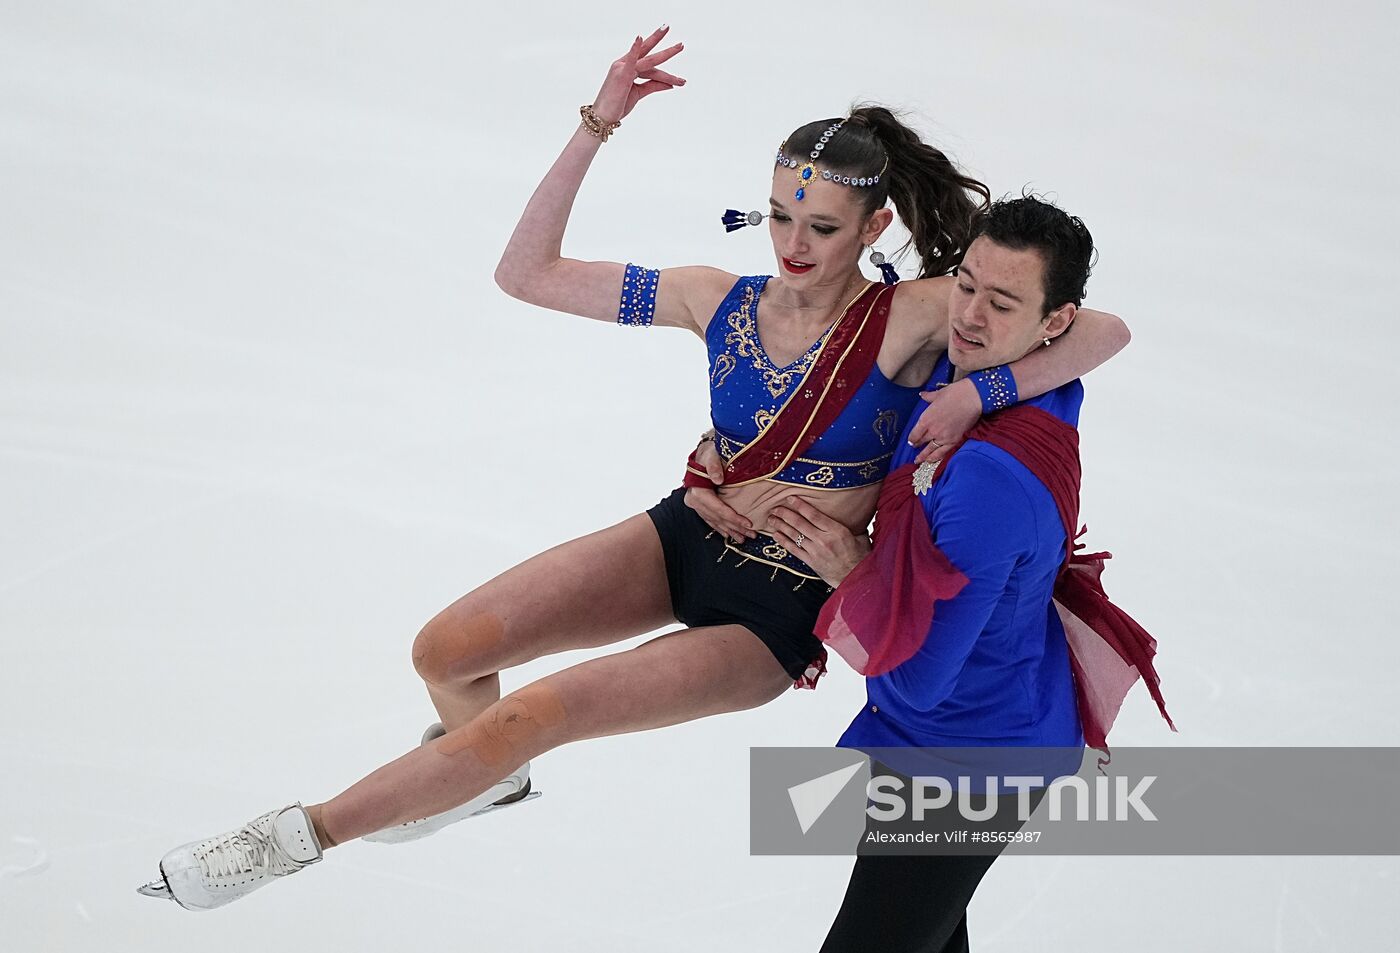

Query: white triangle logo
left=787, top=762, right=865, bottom=834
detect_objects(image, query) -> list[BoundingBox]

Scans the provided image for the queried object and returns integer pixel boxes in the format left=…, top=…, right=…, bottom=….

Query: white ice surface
left=2, top=2, right=1398, bottom=950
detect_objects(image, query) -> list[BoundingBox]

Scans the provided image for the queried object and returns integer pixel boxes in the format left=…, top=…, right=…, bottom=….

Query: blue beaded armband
left=617, top=263, right=660, bottom=327
left=968, top=364, right=1019, bottom=413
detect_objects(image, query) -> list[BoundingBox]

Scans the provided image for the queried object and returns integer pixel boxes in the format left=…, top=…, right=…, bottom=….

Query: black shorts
left=646, top=487, right=830, bottom=684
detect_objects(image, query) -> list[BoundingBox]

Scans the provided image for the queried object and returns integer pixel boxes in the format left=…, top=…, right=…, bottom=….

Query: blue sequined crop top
left=706, top=275, right=922, bottom=490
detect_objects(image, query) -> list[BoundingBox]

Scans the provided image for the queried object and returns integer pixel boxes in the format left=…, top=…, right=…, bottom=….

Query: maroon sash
left=684, top=282, right=894, bottom=489
left=816, top=405, right=1176, bottom=759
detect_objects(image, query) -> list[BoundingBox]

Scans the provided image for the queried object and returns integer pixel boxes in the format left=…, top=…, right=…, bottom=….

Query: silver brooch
left=912, top=460, right=940, bottom=496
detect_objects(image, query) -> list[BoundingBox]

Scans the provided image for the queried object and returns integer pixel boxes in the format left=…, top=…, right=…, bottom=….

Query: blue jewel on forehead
left=792, top=120, right=845, bottom=201
left=775, top=119, right=888, bottom=201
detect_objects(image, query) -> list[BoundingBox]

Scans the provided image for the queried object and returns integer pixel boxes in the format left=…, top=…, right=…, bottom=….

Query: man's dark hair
left=968, top=192, right=1096, bottom=310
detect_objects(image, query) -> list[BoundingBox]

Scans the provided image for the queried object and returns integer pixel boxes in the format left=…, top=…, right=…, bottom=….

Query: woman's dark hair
left=969, top=191, right=1096, bottom=309
left=780, top=104, right=990, bottom=278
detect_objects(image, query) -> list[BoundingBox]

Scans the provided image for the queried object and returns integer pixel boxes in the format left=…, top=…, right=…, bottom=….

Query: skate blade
left=361, top=783, right=542, bottom=843
left=137, top=876, right=172, bottom=900
left=468, top=788, right=541, bottom=818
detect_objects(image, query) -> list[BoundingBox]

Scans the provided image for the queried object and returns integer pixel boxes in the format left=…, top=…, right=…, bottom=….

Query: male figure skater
left=761, top=195, right=1173, bottom=952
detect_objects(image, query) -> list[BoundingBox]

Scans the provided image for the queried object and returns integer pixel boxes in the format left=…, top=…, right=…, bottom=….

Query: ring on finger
left=795, top=532, right=806, bottom=549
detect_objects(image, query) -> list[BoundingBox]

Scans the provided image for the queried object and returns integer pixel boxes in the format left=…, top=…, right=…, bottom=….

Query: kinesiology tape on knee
left=435, top=684, right=567, bottom=767
left=414, top=613, right=505, bottom=684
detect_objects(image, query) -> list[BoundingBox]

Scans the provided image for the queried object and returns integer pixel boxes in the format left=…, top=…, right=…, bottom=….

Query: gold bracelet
left=579, top=104, right=622, bottom=142
left=579, top=104, right=621, bottom=141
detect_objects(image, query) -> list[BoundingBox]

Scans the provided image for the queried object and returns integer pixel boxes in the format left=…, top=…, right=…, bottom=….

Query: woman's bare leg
left=413, top=512, right=675, bottom=729
left=310, top=622, right=791, bottom=846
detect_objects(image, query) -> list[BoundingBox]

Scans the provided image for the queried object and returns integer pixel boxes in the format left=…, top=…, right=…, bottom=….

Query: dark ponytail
left=780, top=105, right=990, bottom=278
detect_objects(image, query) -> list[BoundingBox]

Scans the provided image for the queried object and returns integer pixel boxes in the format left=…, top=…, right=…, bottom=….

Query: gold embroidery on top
left=794, top=450, right=893, bottom=468
left=711, top=353, right=736, bottom=389
left=724, top=283, right=830, bottom=399
left=719, top=281, right=876, bottom=484
left=710, top=438, right=892, bottom=488
left=872, top=409, right=898, bottom=447
left=753, top=408, right=776, bottom=432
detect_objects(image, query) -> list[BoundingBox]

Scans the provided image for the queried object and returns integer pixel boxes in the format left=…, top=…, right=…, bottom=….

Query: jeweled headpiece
left=776, top=119, right=890, bottom=201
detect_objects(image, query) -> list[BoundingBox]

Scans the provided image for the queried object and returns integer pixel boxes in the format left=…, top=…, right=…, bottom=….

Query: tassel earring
left=869, top=249, right=900, bottom=285
left=721, top=209, right=766, bottom=233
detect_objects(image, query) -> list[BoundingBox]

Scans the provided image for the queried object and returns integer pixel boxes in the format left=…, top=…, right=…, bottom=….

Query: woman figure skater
left=138, top=25, right=1130, bottom=912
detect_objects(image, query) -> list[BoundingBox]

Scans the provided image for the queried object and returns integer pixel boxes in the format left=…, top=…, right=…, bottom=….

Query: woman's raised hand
left=590, top=25, right=686, bottom=124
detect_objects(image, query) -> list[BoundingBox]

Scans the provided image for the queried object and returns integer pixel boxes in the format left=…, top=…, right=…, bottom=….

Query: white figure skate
left=137, top=803, right=322, bottom=911
left=361, top=722, right=539, bottom=844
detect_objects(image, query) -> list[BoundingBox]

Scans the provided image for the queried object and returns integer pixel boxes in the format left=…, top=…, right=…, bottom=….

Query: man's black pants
left=820, top=776, right=1047, bottom=953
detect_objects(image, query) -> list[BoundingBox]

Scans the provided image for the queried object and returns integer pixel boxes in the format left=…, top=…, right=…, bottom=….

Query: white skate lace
left=194, top=811, right=306, bottom=883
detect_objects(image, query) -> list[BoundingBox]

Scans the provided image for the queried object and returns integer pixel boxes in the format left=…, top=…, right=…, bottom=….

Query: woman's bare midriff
left=716, top=479, right=881, bottom=539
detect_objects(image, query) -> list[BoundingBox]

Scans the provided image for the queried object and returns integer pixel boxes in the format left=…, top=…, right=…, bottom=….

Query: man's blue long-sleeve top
left=838, top=353, right=1086, bottom=751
